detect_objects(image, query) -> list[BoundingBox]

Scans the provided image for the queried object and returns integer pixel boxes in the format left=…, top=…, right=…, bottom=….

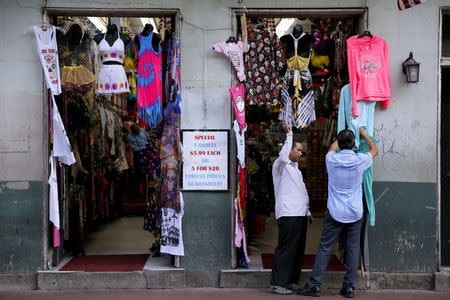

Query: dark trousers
left=306, top=214, right=362, bottom=289
left=270, top=216, right=308, bottom=287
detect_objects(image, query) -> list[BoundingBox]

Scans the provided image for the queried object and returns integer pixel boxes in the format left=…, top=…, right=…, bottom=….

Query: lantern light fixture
left=402, top=52, right=420, bottom=83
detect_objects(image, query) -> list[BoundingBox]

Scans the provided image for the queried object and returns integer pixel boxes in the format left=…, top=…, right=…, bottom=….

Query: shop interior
left=234, top=15, right=362, bottom=269
left=44, top=13, right=181, bottom=270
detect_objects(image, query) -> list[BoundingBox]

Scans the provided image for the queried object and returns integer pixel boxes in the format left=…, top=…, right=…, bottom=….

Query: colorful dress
left=137, top=32, right=163, bottom=127
left=244, top=27, right=285, bottom=105
left=159, top=96, right=182, bottom=247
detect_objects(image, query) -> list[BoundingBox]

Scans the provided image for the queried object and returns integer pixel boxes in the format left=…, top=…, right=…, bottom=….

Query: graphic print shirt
left=214, top=41, right=249, bottom=82
left=347, top=35, right=390, bottom=117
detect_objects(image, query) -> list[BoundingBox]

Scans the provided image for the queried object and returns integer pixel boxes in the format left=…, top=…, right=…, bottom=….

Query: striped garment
left=397, top=0, right=428, bottom=10
left=293, top=90, right=316, bottom=129
left=278, top=86, right=294, bottom=126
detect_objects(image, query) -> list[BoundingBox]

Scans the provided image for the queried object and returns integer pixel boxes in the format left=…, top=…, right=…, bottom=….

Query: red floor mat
left=261, top=253, right=346, bottom=271
left=60, top=254, right=149, bottom=271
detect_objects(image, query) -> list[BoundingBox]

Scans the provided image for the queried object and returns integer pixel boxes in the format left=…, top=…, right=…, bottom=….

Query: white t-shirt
left=52, top=95, right=75, bottom=165
left=233, top=120, right=246, bottom=169
left=34, top=25, right=61, bottom=95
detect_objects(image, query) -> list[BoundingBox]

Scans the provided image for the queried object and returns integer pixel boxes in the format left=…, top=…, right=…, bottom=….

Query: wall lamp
left=402, top=52, right=420, bottom=83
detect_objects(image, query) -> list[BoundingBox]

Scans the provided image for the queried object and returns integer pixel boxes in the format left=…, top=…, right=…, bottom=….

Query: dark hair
left=291, top=141, right=302, bottom=150
left=130, top=123, right=141, bottom=135
left=337, top=129, right=355, bottom=150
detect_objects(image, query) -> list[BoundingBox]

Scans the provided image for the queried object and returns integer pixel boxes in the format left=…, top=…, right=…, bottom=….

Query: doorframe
left=41, top=7, right=181, bottom=270
left=438, top=7, right=450, bottom=270
left=229, top=7, right=368, bottom=269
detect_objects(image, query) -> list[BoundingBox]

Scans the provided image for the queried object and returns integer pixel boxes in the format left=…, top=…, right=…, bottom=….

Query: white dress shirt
left=272, top=132, right=311, bottom=219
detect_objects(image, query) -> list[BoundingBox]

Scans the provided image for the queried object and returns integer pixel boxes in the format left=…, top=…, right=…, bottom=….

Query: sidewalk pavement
left=0, top=288, right=449, bottom=300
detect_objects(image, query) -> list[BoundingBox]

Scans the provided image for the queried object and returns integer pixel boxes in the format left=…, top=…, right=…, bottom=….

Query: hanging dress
left=244, top=27, right=286, bottom=105
left=97, top=30, right=130, bottom=94
left=33, top=25, right=61, bottom=95
left=286, top=33, right=316, bottom=129
left=137, top=32, right=163, bottom=128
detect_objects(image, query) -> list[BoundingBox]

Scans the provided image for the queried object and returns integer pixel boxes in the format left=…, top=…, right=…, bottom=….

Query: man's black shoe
left=297, top=285, right=320, bottom=297
left=339, top=287, right=354, bottom=298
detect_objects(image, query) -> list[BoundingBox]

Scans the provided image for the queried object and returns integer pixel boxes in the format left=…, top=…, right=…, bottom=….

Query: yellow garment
left=124, top=56, right=136, bottom=72
left=286, top=54, right=310, bottom=97
left=240, top=15, right=248, bottom=45
left=311, top=50, right=330, bottom=69
left=60, top=66, right=96, bottom=91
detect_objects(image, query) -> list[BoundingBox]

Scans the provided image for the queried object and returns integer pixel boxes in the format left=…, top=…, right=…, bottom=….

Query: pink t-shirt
left=229, top=84, right=246, bottom=130
left=214, top=41, right=248, bottom=81
left=347, top=35, right=390, bottom=117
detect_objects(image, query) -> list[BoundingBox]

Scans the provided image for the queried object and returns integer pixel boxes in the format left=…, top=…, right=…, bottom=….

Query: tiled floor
left=83, top=216, right=155, bottom=255
left=247, top=214, right=340, bottom=269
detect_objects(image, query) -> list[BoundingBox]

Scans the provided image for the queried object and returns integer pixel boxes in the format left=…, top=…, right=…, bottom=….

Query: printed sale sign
left=182, top=131, right=228, bottom=190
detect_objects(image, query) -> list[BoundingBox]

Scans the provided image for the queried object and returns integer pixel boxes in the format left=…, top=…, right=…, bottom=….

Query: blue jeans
left=306, top=214, right=362, bottom=289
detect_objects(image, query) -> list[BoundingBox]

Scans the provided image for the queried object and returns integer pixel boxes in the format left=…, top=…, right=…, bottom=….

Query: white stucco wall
left=0, top=0, right=446, bottom=183
left=0, top=1, right=45, bottom=181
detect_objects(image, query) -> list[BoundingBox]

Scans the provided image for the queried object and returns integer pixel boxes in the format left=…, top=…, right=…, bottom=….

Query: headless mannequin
left=134, top=23, right=161, bottom=53
left=66, top=23, right=83, bottom=47
left=94, top=24, right=131, bottom=65
left=280, top=24, right=315, bottom=59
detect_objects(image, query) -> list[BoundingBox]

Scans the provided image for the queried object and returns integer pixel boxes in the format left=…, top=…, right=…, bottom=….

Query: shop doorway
left=231, top=9, right=367, bottom=270
left=43, top=8, right=181, bottom=271
left=440, top=10, right=450, bottom=268
left=441, top=66, right=450, bottom=267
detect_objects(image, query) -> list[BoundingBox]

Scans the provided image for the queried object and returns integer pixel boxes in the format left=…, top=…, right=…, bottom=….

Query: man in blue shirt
left=298, top=127, right=378, bottom=298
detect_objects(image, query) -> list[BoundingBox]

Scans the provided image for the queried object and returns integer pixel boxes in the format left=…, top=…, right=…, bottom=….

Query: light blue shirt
left=326, top=150, right=373, bottom=223
left=337, top=84, right=375, bottom=150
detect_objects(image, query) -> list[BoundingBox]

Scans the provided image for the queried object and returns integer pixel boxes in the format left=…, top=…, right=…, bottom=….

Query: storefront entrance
left=230, top=8, right=368, bottom=271
left=440, top=10, right=450, bottom=268
left=42, top=8, right=181, bottom=271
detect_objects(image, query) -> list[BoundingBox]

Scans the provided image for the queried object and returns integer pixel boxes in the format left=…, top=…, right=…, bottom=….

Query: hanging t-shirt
left=33, top=25, right=61, bottom=95
left=48, top=153, right=59, bottom=229
left=234, top=198, right=250, bottom=264
left=233, top=120, right=246, bottom=169
left=214, top=41, right=249, bottom=81
left=229, top=84, right=246, bottom=130
left=160, top=192, right=185, bottom=256
left=337, top=84, right=375, bottom=150
left=52, top=95, right=75, bottom=165
left=48, top=153, right=61, bottom=247
left=347, top=35, right=390, bottom=117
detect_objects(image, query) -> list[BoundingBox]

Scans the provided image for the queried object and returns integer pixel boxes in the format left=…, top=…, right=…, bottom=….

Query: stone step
left=34, top=268, right=435, bottom=290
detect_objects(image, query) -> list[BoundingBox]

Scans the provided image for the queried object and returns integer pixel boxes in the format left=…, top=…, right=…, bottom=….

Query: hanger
left=255, top=17, right=266, bottom=30
left=39, top=22, right=53, bottom=31
left=358, top=30, right=373, bottom=38
left=226, top=36, right=238, bottom=43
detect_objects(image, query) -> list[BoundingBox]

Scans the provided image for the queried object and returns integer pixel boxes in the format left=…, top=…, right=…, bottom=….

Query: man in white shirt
left=268, top=123, right=313, bottom=295
left=299, top=127, right=378, bottom=298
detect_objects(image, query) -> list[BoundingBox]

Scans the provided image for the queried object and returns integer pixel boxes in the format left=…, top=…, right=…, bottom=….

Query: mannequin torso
left=94, top=24, right=130, bottom=65
left=134, top=24, right=161, bottom=53
left=280, top=24, right=315, bottom=59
